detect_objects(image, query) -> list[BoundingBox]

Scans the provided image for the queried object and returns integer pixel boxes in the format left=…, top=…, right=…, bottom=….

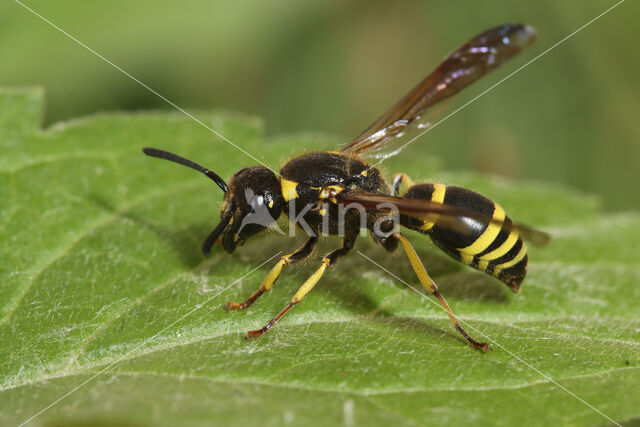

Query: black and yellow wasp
left=144, top=24, right=550, bottom=351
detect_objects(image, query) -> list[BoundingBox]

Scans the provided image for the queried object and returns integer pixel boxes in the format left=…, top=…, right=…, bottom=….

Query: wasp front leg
left=225, top=237, right=318, bottom=310
left=246, top=229, right=358, bottom=338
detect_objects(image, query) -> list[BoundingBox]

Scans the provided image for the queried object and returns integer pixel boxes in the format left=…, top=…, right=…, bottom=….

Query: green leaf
left=1, top=88, right=639, bottom=426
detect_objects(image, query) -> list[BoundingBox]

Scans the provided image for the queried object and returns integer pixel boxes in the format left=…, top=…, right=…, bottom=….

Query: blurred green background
left=2, top=0, right=638, bottom=210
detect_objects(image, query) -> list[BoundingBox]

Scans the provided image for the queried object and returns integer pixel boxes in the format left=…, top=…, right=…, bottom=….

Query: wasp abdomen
left=400, top=184, right=527, bottom=292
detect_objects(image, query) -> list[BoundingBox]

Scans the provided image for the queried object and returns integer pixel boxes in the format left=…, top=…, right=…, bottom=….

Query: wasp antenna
left=142, top=147, right=228, bottom=193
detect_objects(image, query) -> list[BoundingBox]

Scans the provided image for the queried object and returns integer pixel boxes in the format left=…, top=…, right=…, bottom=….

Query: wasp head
left=212, top=166, right=283, bottom=254
left=142, top=148, right=283, bottom=256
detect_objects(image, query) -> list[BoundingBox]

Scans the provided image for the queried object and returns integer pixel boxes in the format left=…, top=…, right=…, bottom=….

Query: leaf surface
left=1, top=89, right=639, bottom=427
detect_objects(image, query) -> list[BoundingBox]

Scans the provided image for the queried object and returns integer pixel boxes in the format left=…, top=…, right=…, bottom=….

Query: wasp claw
left=225, top=301, right=241, bottom=311
left=476, top=342, right=492, bottom=352
left=245, top=329, right=264, bottom=339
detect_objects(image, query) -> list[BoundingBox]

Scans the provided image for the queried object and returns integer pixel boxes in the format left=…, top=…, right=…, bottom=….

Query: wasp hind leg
left=245, top=231, right=357, bottom=338
left=393, top=232, right=491, bottom=352
left=225, top=236, right=318, bottom=311
left=391, top=173, right=415, bottom=196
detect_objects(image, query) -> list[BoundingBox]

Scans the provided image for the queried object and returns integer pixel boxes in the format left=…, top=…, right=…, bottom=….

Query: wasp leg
left=391, top=173, right=415, bottom=196
left=225, top=237, right=318, bottom=311
left=393, top=232, right=491, bottom=352
left=245, top=231, right=357, bottom=338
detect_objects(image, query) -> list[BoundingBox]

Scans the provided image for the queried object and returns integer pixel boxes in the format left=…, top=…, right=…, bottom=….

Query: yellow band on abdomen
left=419, top=183, right=446, bottom=231
left=460, top=204, right=505, bottom=256
left=493, top=242, right=527, bottom=275
left=476, top=230, right=519, bottom=271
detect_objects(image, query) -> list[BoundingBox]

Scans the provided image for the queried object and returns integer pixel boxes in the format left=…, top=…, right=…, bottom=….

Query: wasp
left=144, top=24, right=550, bottom=351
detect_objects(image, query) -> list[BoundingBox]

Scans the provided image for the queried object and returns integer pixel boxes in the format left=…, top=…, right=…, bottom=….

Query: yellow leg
left=392, top=173, right=415, bottom=196
left=395, top=233, right=491, bottom=352
left=291, top=258, right=330, bottom=303
left=245, top=258, right=330, bottom=338
left=226, top=237, right=317, bottom=310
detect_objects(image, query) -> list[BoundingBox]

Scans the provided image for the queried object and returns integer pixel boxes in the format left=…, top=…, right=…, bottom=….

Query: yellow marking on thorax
left=319, top=208, right=327, bottom=216
left=281, top=178, right=299, bottom=202
left=268, top=199, right=274, bottom=208
left=360, top=170, right=368, bottom=177
left=319, top=185, right=344, bottom=200
left=419, top=184, right=446, bottom=231
left=493, top=242, right=527, bottom=275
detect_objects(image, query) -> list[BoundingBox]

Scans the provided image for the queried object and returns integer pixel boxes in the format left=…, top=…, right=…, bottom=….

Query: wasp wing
left=341, top=24, right=536, bottom=160
left=336, top=191, right=551, bottom=246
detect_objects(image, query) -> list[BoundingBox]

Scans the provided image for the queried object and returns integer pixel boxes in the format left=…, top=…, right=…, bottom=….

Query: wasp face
left=210, top=166, right=283, bottom=254
left=142, top=147, right=285, bottom=256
